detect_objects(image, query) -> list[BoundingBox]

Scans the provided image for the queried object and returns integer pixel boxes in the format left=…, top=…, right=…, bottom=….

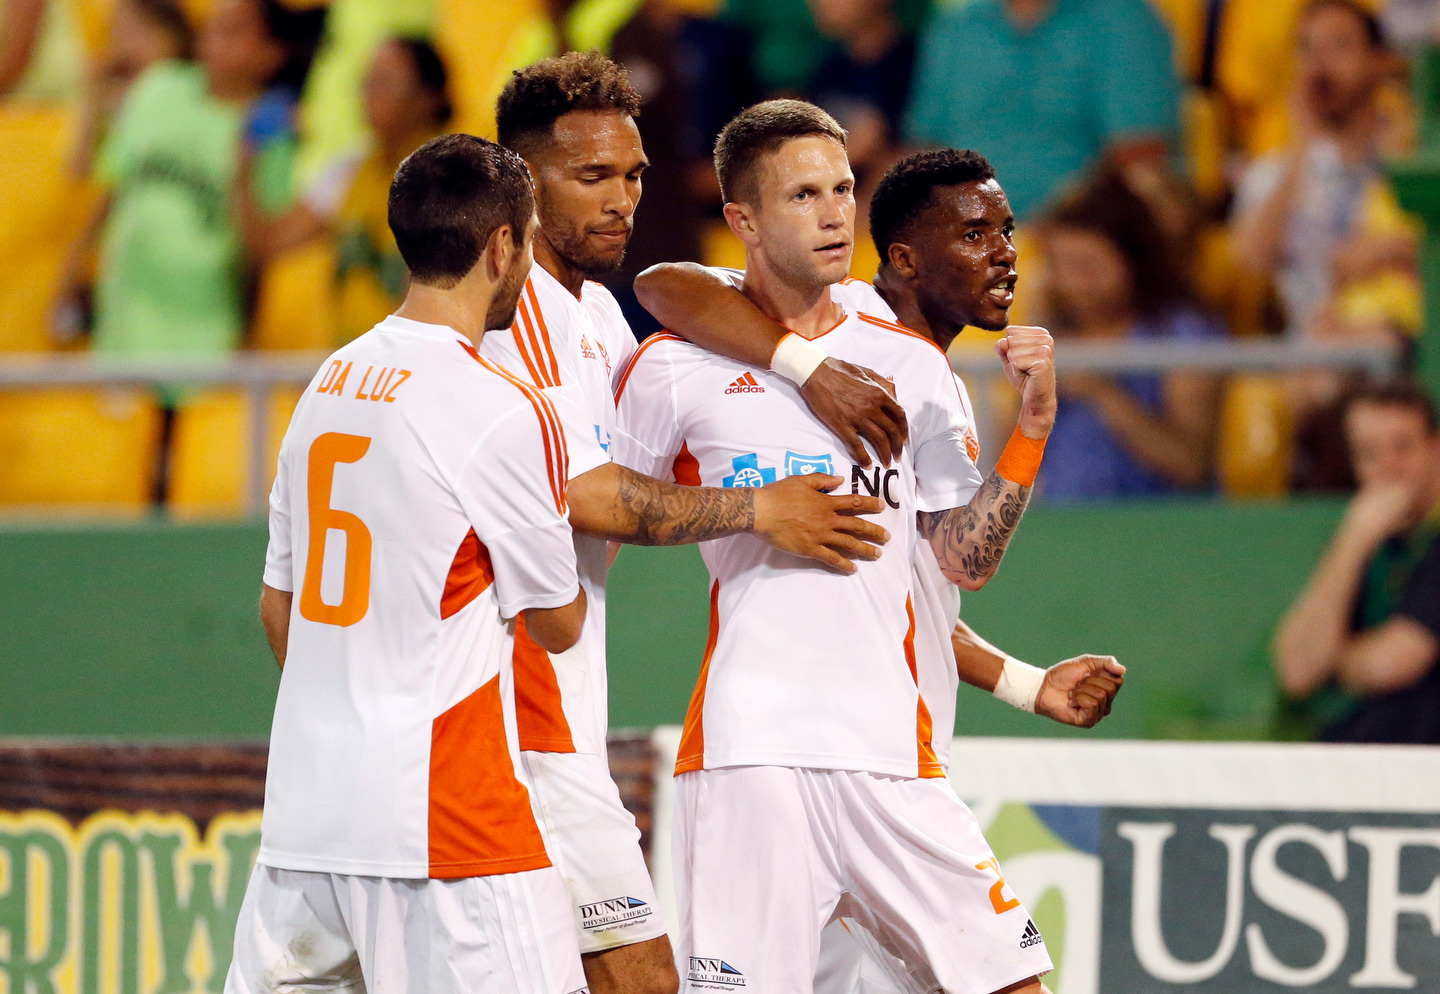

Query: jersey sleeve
left=832, top=278, right=898, bottom=322
left=262, top=436, right=295, bottom=592
left=612, top=342, right=685, bottom=480
left=700, top=265, right=747, bottom=290
left=910, top=352, right=985, bottom=513
left=457, top=398, right=580, bottom=618
left=548, top=381, right=611, bottom=480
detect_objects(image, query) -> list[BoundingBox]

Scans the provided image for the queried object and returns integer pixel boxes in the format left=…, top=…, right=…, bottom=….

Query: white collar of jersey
left=379, top=314, right=473, bottom=344
left=527, top=257, right=591, bottom=310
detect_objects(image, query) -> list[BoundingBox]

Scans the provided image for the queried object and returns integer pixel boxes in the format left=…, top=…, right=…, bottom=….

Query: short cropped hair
left=388, top=134, right=534, bottom=288
left=869, top=149, right=996, bottom=263
left=1345, top=379, right=1439, bottom=434
left=496, top=51, right=642, bottom=155
left=713, top=99, right=847, bottom=205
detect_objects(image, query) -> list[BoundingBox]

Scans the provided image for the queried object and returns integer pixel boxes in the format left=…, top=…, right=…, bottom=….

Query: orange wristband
left=994, top=426, right=1046, bottom=487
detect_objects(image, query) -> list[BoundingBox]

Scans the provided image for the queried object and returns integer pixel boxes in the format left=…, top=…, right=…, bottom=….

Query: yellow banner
left=0, top=808, right=261, bottom=994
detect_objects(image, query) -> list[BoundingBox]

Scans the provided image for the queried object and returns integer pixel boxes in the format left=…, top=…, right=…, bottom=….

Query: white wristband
left=770, top=332, right=828, bottom=386
left=993, top=656, right=1045, bottom=713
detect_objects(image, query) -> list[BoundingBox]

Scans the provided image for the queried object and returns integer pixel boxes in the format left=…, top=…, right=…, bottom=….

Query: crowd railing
left=0, top=340, right=1402, bottom=514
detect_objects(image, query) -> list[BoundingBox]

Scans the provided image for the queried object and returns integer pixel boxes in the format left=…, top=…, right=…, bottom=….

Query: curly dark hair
left=713, top=99, right=847, bottom=205
left=1048, top=170, right=1193, bottom=318
left=496, top=51, right=642, bottom=155
left=869, top=149, right=996, bottom=265
left=388, top=134, right=534, bottom=288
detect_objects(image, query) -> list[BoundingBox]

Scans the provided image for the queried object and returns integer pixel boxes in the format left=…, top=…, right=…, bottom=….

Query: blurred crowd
left=0, top=0, right=1436, bottom=509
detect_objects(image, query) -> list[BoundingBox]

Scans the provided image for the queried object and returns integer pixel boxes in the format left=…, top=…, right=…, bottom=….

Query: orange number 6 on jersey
left=300, top=433, right=373, bottom=627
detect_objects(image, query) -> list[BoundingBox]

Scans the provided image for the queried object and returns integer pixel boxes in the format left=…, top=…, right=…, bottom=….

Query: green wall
left=0, top=500, right=1346, bottom=740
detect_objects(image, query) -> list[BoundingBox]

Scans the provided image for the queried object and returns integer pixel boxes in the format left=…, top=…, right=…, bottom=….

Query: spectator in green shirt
left=59, top=0, right=323, bottom=369
left=1274, top=381, right=1440, bottom=743
left=904, top=0, right=1180, bottom=220
left=54, top=0, right=321, bottom=502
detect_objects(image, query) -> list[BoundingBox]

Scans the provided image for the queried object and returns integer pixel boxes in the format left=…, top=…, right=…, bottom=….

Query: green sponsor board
left=0, top=809, right=260, bottom=994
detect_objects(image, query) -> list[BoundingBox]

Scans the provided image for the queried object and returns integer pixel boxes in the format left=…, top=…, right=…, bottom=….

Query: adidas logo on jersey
left=1020, top=919, right=1044, bottom=948
left=725, top=372, right=764, bottom=394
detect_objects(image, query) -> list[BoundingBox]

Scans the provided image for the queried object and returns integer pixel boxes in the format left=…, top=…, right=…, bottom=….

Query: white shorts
left=523, top=749, right=667, bottom=954
left=816, top=918, right=932, bottom=994
left=225, top=863, right=589, bottom=994
left=672, top=767, right=1053, bottom=994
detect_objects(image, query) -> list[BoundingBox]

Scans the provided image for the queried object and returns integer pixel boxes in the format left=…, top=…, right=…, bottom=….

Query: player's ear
left=887, top=241, right=918, bottom=280
left=723, top=201, right=760, bottom=247
left=484, top=223, right=517, bottom=282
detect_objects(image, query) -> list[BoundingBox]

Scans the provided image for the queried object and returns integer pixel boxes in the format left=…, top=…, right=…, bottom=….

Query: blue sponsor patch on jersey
left=722, top=453, right=776, bottom=488
left=785, top=451, right=833, bottom=477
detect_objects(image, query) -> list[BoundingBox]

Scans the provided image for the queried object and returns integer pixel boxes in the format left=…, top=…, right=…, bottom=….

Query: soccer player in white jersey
left=477, top=54, right=896, bottom=994
left=485, top=53, right=668, bottom=994
left=227, top=135, right=593, bottom=994
left=611, top=101, right=1065, bottom=993
left=229, top=131, right=890, bottom=994
left=640, top=150, right=1127, bottom=993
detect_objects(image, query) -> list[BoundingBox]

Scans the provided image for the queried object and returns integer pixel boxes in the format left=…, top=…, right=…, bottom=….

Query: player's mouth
left=815, top=240, right=850, bottom=259
left=985, top=275, right=1017, bottom=309
left=589, top=226, right=632, bottom=245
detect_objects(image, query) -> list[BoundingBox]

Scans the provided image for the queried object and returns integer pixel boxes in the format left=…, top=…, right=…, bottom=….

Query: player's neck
left=394, top=283, right=492, bottom=348
left=535, top=233, right=585, bottom=299
left=740, top=256, right=842, bottom=339
left=873, top=270, right=961, bottom=351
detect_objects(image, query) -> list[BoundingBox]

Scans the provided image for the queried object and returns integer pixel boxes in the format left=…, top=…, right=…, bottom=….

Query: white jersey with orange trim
left=479, top=265, right=635, bottom=757
left=831, top=276, right=983, bottom=770
left=708, top=270, right=979, bottom=768
left=611, top=307, right=984, bottom=779
left=258, top=314, right=607, bottom=879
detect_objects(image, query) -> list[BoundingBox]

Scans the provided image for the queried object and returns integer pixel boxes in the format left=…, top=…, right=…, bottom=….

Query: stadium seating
left=0, top=106, right=94, bottom=354
left=1216, top=374, right=1295, bottom=496
left=250, top=242, right=339, bottom=351
left=167, top=388, right=299, bottom=518
left=0, top=388, right=158, bottom=508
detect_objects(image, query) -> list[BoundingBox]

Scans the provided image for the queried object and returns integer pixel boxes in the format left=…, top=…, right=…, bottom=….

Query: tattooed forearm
left=613, top=465, right=756, bottom=545
left=920, top=470, right=1031, bottom=587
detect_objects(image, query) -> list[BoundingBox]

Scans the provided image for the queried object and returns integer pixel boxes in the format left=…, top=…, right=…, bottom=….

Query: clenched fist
left=1035, top=654, right=1125, bottom=728
left=994, top=325, right=1056, bottom=440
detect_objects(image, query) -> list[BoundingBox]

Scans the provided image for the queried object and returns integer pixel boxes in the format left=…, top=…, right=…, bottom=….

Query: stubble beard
left=485, top=263, right=528, bottom=331
left=540, top=211, right=629, bottom=279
